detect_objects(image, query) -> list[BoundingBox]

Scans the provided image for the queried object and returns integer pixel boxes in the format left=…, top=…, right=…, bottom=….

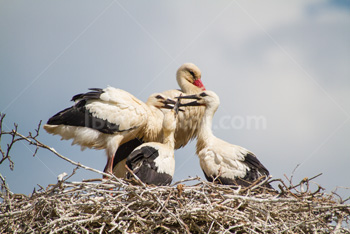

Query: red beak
left=193, top=79, right=206, bottom=91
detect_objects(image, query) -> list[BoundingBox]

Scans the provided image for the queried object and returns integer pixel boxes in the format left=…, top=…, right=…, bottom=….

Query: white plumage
left=160, top=63, right=206, bottom=148
left=180, top=91, right=271, bottom=187
left=44, top=87, right=174, bottom=176
left=44, top=63, right=207, bottom=178
left=126, top=104, right=179, bottom=186
left=112, top=63, right=207, bottom=176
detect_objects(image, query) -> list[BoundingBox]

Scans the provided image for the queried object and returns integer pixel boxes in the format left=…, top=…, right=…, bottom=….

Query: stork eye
left=155, top=95, right=164, bottom=99
left=189, top=70, right=195, bottom=77
left=200, top=92, right=208, bottom=97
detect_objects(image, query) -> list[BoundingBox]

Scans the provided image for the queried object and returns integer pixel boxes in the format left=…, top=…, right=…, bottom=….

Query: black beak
left=161, top=98, right=185, bottom=112
left=176, top=94, right=201, bottom=100
left=175, top=94, right=203, bottom=107
left=161, top=98, right=176, bottom=109
left=179, top=100, right=203, bottom=107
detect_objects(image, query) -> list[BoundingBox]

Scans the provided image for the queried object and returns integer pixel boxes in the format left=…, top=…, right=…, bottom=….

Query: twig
left=0, top=172, right=12, bottom=197
left=124, top=164, right=147, bottom=187
left=13, top=131, right=116, bottom=180
left=1, top=117, right=350, bottom=233
left=0, top=117, right=16, bottom=169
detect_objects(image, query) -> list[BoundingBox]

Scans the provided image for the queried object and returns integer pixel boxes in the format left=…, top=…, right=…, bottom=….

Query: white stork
left=125, top=99, right=181, bottom=186
left=179, top=90, right=271, bottom=187
left=112, top=63, right=207, bottom=175
left=161, top=63, right=206, bottom=148
left=43, top=87, right=175, bottom=176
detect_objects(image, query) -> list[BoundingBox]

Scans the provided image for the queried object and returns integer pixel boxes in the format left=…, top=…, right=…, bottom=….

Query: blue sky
left=1, top=0, right=349, bottom=198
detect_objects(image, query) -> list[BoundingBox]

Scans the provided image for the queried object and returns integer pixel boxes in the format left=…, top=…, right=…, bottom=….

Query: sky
left=1, top=0, right=349, bottom=199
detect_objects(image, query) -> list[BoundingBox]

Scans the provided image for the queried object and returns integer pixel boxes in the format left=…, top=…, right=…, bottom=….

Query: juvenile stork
left=43, top=87, right=175, bottom=176
left=179, top=91, right=271, bottom=187
left=125, top=99, right=181, bottom=186
left=112, top=63, right=207, bottom=174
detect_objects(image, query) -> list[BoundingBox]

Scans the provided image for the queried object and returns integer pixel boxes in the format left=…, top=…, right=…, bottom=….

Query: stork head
left=177, top=90, right=220, bottom=111
left=146, top=93, right=176, bottom=109
left=176, top=63, right=206, bottom=92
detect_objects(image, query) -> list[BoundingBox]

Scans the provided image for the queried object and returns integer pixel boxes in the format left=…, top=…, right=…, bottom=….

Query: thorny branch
left=0, top=114, right=350, bottom=233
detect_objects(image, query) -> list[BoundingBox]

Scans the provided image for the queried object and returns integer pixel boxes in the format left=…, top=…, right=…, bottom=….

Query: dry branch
left=1, top=115, right=350, bottom=233
left=1, top=177, right=349, bottom=233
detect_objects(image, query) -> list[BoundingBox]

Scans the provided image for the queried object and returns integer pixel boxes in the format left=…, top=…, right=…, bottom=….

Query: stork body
left=112, top=63, right=207, bottom=175
left=160, top=63, right=206, bottom=148
left=180, top=91, right=270, bottom=187
left=44, top=87, right=173, bottom=175
left=126, top=107, right=178, bottom=186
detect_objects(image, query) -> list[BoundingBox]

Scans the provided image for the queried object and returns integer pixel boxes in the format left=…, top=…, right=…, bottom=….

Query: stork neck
left=197, top=107, right=215, bottom=146
left=163, top=129, right=175, bottom=150
left=178, top=78, right=203, bottom=94
left=142, top=107, right=164, bottom=142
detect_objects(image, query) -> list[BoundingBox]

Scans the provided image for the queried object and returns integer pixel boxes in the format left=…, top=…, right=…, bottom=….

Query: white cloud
left=0, top=0, right=349, bottom=196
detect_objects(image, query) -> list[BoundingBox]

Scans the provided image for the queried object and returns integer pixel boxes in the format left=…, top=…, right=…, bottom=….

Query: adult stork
left=125, top=99, right=181, bottom=186
left=179, top=91, right=271, bottom=187
left=112, top=63, right=207, bottom=175
left=43, top=87, right=175, bottom=176
left=161, top=63, right=206, bottom=149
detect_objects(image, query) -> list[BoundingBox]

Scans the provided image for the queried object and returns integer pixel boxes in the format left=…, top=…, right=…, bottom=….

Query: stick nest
left=0, top=114, right=349, bottom=233
left=1, top=175, right=349, bottom=234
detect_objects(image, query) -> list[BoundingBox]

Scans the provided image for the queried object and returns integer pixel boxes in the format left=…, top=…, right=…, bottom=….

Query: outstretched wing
left=46, top=87, right=148, bottom=134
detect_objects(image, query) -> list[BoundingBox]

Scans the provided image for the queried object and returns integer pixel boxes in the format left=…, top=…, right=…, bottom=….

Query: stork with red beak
left=112, top=63, right=207, bottom=177
left=44, top=63, right=207, bottom=178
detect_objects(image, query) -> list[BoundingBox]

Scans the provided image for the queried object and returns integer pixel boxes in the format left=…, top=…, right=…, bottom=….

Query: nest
left=1, top=174, right=350, bottom=234
left=1, top=114, right=350, bottom=233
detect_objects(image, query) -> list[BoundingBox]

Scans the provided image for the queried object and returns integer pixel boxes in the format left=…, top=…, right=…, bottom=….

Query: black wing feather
left=202, top=152, right=272, bottom=188
left=202, top=170, right=252, bottom=187
left=242, top=152, right=270, bottom=181
left=126, top=146, right=159, bottom=173
left=126, top=146, right=172, bottom=186
left=46, top=88, right=127, bottom=134
left=112, top=138, right=144, bottom=169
